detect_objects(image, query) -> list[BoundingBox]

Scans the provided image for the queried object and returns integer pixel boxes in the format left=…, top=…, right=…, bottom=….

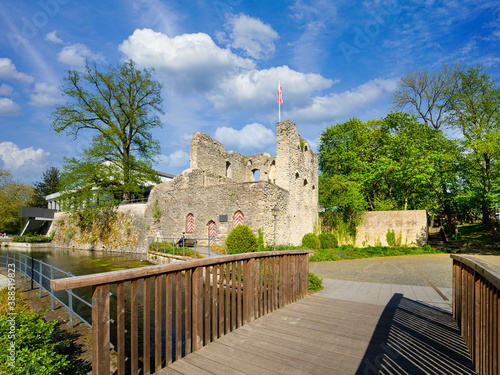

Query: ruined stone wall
left=355, top=210, right=428, bottom=247
left=140, top=181, right=291, bottom=251
left=48, top=204, right=147, bottom=252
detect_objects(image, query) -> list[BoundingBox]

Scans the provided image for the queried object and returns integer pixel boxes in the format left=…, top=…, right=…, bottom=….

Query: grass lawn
left=309, top=244, right=446, bottom=262
left=453, top=223, right=497, bottom=244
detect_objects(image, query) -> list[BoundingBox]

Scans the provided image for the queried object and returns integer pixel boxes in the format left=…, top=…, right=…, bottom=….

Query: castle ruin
left=145, top=120, right=319, bottom=248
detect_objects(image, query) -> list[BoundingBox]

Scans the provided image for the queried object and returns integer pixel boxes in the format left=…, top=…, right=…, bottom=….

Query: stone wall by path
left=355, top=210, right=428, bottom=247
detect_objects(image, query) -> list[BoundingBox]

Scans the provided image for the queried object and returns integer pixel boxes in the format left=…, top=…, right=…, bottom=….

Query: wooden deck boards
left=157, top=294, right=475, bottom=375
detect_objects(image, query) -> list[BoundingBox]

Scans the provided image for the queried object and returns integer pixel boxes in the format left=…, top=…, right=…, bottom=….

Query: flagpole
left=278, top=80, right=281, bottom=122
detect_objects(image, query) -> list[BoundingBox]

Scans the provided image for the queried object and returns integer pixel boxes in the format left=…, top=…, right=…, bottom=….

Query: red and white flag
left=277, top=81, right=282, bottom=121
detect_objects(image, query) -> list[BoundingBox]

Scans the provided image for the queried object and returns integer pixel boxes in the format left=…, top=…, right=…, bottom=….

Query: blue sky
left=1, top=0, right=499, bottom=184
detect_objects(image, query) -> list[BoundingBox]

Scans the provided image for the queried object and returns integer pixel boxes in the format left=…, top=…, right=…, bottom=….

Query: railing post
left=192, top=267, right=204, bottom=351
left=92, top=284, right=110, bottom=375
left=30, top=256, right=34, bottom=290
left=243, top=258, right=255, bottom=323
left=68, top=291, right=74, bottom=328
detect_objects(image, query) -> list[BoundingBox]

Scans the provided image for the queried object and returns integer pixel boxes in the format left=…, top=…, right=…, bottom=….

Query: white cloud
left=220, top=14, right=279, bottom=60
left=29, top=83, right=65, bottom=107
left=127, top=0, right=180, bottom=36
left=214, top=123, right=276, bottom=151
left=288, top=78, right=398, bottom=122
left=119, top=29, right=255, bottom=93
left=208, top=65, right=335, bottom=111
left=58, top=43, right=106, bottom=68
left=0, top=98, right=21, bottom=116
left=45, top=31, right=64, bottom=44
left=0, top=84, right=14, bottom=96
left=0, top=142, right=50, bottom=172
left=0, top=58, right=34, bottom=83
left=157, top=150, right=190, bottom=170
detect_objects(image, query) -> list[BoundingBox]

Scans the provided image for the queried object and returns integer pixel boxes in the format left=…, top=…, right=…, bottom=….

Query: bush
left=308, top=273, right=323, bottom=291
left=302, top=233, right=320, bottom=251
left=318, top=233, right=337, bottom=249
left=226, top=225, right=257, bottom=254
left=309, top=249, right=342, bottom=262
left=0, top=312, right=88, bottom=374
left=12, top=234, right=52, bottom=243
left=257, top=228, right=265, bottom=251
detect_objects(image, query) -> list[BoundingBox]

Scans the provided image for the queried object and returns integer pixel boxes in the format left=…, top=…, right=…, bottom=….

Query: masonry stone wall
left=355, top=210, right=428, bottom=247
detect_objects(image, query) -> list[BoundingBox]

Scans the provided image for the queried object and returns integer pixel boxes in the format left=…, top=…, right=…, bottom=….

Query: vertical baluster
left=155, top=276, right=162, bottom=372
left=165, top=273, right=173, bottom=365
left=185, top=269, right=192, bottom=356
left=117, top=282, right=125, bottom=375
left=272, top=257, right=278, bottom=311
left=204, top=266, right=211, bottom=344
left=237, top=261, right=242, bottom=328
left=231, top=262, right=236, bottom=332
left=175, top=272, right=182, bottom=361
left=212, top=265, right=218, bottom=340
left=144, top=277, right=151, bottom=375
left=192, top=267, right=203, bottom=351
left=92, top=284, right=110, bottom=375
left=254, top=259, right=260, bottom=318
left=225, top=262, right=230, bottom=334
left=243, top=258, right=255, bottom=323
left=218, top=263, right=225, bottom=336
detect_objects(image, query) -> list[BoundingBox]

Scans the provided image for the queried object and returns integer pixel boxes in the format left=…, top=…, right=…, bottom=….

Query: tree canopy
left=29, top=167, right=60, bottom=208
left=0, top=169, right=33, bottom=234
left=52, top=60, right=164, bottom=214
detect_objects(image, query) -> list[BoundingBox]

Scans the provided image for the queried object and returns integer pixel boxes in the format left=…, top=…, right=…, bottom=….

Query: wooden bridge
left=51, top=253, right=499, bottom=374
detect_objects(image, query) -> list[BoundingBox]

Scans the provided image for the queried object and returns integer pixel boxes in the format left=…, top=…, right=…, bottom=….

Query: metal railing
left=147, top=236, right=227, bottom=258
left=451, top=254, right=500, bottom=375
left=0, top=249, right=92, bottom=329
left=51, top=250, right=313, bottom=375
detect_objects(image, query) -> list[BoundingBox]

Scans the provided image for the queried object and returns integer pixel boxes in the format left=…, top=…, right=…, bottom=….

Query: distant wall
left=355, top=210, right=428, bottom=247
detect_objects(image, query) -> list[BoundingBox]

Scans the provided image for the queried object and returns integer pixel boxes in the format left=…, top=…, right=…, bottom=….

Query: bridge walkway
left=158, top=279, right=474, bottom=374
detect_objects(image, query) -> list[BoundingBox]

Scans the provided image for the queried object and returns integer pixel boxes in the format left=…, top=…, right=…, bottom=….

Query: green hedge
left=12, top=235, right=52, bottom=243
left=318, top=233, right=338, bottom=249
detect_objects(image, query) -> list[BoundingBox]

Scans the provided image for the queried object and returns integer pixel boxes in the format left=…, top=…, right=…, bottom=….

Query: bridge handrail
left=451, top=254, right=500, bottom=374
left=51, top=250, right=313, bottom=375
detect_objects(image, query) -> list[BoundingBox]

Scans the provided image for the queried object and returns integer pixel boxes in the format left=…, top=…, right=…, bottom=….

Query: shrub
left=210, top=244, right=226, bottom=254
left=302, top=233, right=320, bottom=251
left=318, top=233, right=337, bottom=249
left=12, top=234, right=52, bottom=243
left=257, top=228, right=265, bottom=251
left=308, top=273, right=323, bottom=291
left=309, top=249, right=342, bottom=262
left=226, top=225, right=257, bottom=254
left=0, top=312, right=88, bottom=374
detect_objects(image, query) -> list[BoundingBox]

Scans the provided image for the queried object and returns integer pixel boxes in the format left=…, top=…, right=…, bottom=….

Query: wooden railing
left=451, top=254, right=500, bottom=375
left=51, top=250, right=312, bottom=375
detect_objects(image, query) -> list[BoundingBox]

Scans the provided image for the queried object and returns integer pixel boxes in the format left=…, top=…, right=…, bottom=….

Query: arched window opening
left=304, top=145, right=308, bottom=151
left=253, top=169, right=260, bottom=181
left=304, top=179, right=308, bottom=186
left=186, top=213, right=194, bottom=234
left=225, top=161, right=231, bottom=177
left=312, top=185, right=316, bottom=190
left=233, top=211, right=244, bottom=227
left=295, top=172, right=300, bottom=179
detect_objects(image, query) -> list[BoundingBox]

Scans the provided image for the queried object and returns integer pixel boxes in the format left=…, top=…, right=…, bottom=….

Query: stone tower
left=275, top=120, right=319, bottom=244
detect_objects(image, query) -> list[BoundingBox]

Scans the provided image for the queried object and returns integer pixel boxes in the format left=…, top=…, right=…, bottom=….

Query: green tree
left=0, top=169, right=33, bottom=234
left=30, top=167, right=60, bottom=208
left=444, top=65, right=500, bottom=239
left=52, top=59, right=164, bottom=213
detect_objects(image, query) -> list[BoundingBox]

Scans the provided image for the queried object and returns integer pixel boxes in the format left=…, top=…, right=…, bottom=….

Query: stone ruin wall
left=355, top=210, right=428, bottom=247
left=141, top=120, right=319, bottom=249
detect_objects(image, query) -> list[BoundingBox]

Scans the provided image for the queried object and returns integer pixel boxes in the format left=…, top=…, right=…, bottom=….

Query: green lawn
left=309, top=244, right=445, bottom=262
left=453, top=223, right=496, bottom=244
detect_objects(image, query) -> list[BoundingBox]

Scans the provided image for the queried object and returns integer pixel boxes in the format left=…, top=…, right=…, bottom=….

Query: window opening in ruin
left=186, top=213, right=194, bottom=233
left=312, top=185, right=316, bottom=190
left=304, top=179, right=308, bottom=186
left=305, top=145, right=308, bottom=151
left=208, top=221, right=216, bottom=246
left=225, top=161, right=231, bottom=177
left=233, top=211, right=244, bottom=227
left=253, top=169, right=260, bottom=181
left=295, top=172, right=300, bottom=179
left=248, top=159, right=252, bottom=166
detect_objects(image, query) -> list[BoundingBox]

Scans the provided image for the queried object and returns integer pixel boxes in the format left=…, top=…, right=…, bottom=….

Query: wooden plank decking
left=158, top=291, right=475, bottom=374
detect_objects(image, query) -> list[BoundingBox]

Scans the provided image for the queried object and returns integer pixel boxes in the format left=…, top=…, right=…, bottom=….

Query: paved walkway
left=0, top=273, right=7, bottom=289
